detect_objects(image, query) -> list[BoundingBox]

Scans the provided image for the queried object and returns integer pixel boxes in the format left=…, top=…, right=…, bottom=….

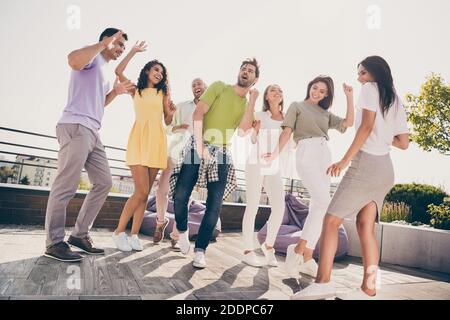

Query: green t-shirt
left=200, top=81, right=248, bottom=146
left=282, top=101, right=346, bottom=143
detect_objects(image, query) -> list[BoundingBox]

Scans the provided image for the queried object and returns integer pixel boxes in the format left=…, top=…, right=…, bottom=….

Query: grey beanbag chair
left=257, top=194, right=348, bottom=260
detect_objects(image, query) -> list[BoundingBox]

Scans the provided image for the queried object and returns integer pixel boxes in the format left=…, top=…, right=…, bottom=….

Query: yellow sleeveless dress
left=125, top=88, right=167, bottom=169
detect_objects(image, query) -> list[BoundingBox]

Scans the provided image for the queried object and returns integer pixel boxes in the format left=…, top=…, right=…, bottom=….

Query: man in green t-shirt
left=170, top=58, right=260, bottom=269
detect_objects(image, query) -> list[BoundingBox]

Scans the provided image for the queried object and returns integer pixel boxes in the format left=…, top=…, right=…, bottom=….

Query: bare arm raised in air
left=115, top=41, right=148, bottom=97
left=341, top=83, right=355, bottom=128
left=68, top=30, right=124, bottom=70
left=238, top=89, right=259, bottom=137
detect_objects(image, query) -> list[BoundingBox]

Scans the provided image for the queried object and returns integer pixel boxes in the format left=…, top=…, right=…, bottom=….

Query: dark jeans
left=173, top=148, right=229, bottom=252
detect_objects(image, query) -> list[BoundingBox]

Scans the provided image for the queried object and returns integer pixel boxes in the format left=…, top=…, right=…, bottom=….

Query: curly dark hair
left=136, top=60, right=168, bottom=96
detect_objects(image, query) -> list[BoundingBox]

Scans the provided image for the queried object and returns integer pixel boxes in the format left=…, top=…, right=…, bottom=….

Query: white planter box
left=381, top=223, right=450, bottom=274
left=343, top=219, right=450, bottom=274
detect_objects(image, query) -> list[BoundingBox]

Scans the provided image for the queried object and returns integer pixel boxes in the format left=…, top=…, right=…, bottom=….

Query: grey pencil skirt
left=327, top=150, right=394, bottom=222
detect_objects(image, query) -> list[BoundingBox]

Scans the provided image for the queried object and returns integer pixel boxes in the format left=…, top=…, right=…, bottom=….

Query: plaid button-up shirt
left=169, top=135, right=237, bottom=200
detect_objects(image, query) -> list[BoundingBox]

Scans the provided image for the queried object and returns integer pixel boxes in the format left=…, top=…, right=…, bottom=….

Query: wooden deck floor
left=1, top=225, right=449, bottom=300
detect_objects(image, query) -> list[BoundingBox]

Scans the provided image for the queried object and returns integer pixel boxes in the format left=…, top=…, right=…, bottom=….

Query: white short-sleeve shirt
left=356, top=82, right=409, bottom=155
left=248, top=110, right=295, bottom=176
left=167, top=100, right=196, bottom=161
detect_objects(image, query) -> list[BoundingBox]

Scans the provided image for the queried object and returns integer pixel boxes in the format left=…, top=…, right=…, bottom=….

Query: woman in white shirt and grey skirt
left=292, top=56, right=410, bottom=300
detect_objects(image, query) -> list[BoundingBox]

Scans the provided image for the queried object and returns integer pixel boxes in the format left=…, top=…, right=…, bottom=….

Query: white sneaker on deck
left=178, top=230, right=190, bottom=255
left=193, top=251, right=207, bottom=269
left=128, top=234, right=143, bottom=251
left=242, top=251, right=264, bottom=267
left=291, top=282, right=337, bottom=300
left=261, top=243, right=278, bottom=267
left=285, top=244, right=303, bottom=278
left=112, top=232, right=132, bottom=252
left=299, top=258, right=318, bottom=277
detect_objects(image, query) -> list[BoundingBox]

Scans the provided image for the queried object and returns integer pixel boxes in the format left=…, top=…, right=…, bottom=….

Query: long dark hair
left=359, top=56, right=396, bottom=116
left=136, top=60, right=168, bottom=97
left=262, top=84, right=284, bottom=112
left=305, top=76, right=334, bottom=110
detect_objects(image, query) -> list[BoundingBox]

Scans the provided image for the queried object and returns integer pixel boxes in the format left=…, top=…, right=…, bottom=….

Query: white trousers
left=296, top=137, right=332, bottom=250
left=242, top=162, right=285, bottom=250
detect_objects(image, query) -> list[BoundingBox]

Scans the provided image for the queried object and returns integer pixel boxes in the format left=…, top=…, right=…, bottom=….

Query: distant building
left=12, top=156, right=57, bottom=187
left=0, top=155, right=13, bottom=168
left=111, top=176, right=135, bottom=194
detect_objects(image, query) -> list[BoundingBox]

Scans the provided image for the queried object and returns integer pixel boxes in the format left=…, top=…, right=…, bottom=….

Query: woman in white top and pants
left=242, top=84, right=289, bottom=267
left=292, top=56, right=410, bottom=300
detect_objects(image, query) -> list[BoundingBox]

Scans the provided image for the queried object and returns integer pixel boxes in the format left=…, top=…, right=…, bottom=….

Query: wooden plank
left=26, top=257, right=60, bottom=295
left=79, top=295, right=141, bottom=300
left=0, top=227, right=449, bottom=300
left=3, top=278, right=41, bottom=296
left=91, top=254, right=115, bottom=296
left=0, top=278, right=14, bottom=296
left=0, top=256, right=38, bottom=278
left=9, top=295, right=79, bottom=300
left=106, top=259, right=142, bottom=296
left=194, top=291, right=248, bottom=300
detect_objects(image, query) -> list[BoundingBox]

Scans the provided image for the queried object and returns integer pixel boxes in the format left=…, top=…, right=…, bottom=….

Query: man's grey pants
left=45, top=124, right=112, bottom=247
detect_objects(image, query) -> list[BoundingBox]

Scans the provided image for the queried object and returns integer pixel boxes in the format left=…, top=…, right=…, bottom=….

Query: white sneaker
left=242, top=251, right=264, bottom=267
left=128, top=234, right=143, bottom=251
left=336, top=288, right=378, bottom=300
left=291, top=282, right=336, bottom=300
left=261, top=243, right=278, bottom=267
left=285, top=244, right=303, bottom=278
left=112, top=232, right=132, bottom=252
left=178, top=230, right=190, bottom=255
left=193, top=251, right=206, bottom=269
left=299, top=258, right=318, bottom=277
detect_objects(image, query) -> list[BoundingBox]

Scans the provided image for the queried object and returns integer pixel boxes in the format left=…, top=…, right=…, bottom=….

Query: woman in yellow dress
left=112, top=41, right=176, bottom=252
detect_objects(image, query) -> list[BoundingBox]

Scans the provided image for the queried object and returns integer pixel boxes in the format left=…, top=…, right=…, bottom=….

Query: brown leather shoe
left=170, top=238, right=180, bottom=252
left=44, top=242, right=84, bottom=262
left=68, top=235, right=105, bottom=255
left=169, top=231, right=180, bottom=251
left=153, top=218, right=169, bottom=244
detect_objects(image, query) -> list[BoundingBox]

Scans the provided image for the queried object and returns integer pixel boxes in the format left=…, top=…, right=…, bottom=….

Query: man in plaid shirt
left=171, top=58, right=260, bottom=269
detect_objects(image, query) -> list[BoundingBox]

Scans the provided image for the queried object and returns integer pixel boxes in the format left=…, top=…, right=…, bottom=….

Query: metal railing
left=0, top=126, right=311, bottom=204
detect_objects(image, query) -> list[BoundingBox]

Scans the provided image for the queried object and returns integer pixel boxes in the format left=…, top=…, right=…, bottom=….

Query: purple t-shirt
left=58, top=53, right=110, bottom=132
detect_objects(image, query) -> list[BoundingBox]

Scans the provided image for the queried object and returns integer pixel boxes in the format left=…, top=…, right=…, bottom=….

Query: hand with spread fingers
left=131, top=40, right=148, bottom=54
left=326, top=159, right=351, bottom=177
left=101, top=30, right=123, bottom=50
left=113, top=77, right=135, bottom=95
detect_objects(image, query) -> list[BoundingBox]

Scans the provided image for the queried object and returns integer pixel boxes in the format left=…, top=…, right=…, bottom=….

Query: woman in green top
left=263, top=76, right=354, bottom=278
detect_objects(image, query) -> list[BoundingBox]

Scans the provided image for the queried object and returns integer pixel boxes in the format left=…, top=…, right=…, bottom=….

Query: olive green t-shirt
left=282, top=101, right=346, bottom=143
left=200, top=81, right=248, bottom=146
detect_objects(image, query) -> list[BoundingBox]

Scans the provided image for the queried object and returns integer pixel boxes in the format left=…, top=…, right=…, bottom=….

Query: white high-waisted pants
left=242, top=162, right=285, bottom=250
left=296, top=137, right=332, bottom=250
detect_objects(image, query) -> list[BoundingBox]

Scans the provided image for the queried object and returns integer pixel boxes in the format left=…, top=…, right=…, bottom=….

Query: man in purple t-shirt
left=44, top=28, right=134, bottom=262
